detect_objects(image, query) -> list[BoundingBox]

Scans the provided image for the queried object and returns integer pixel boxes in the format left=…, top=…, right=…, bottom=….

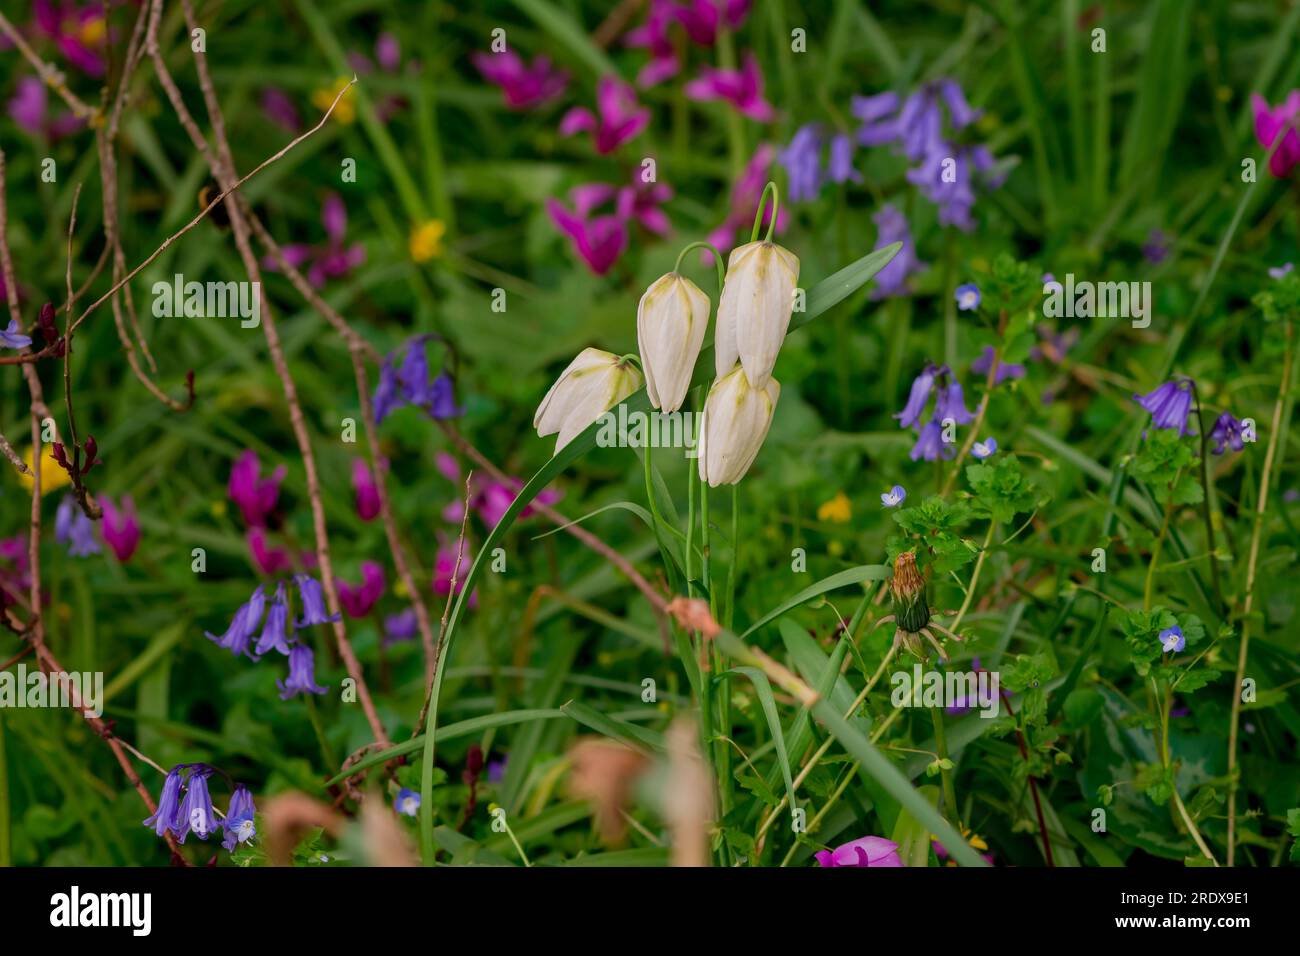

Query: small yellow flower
left=828, top=539, right=844, bottom=557
left=79, top=16, right=107, bottom=48
left=817, top=491, right=852, bottom=524
left=409, top=219, right=446, bottom=263
left=393, top=576, right=410, bottom=599
left=18, top=445, right=72, bottom=495
left=312, top=77, right=355, bottom=124
left=209, top=499, right=227, bottom=519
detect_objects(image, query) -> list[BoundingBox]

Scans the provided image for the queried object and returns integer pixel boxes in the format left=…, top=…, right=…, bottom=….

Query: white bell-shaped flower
left=697, top=364, right=780, bottom=487
left=637, top=272, right=711, bottom=413
left=713, top=240, right=799, bottom=388
left=534, top=348, right=644, bottom=454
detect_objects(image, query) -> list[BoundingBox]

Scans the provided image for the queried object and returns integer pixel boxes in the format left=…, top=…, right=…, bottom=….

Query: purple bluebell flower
left=254, top=582, right=293, bottom=658
left=852, top=91, right=901, bottom=145
left=383, top=607, right=419, bottom=646
left=294, top=574, right=340, bottom=627
left=937, top=79, right=981, bottom=129
left=395, top=788, right=421, bottom=817
left=881, top=485, right=906, bottom=507
left=955, top=283, right=981, bottom=311
left=1143, top=228, right=1170, bottom=265
left=0, top=318, right=27, bottom=349
left=895, top=364, right=938, bottom=428
left=221, top=784, right=257, bottom=852
left=278, top=645, right=328, bottom=699
left=871, top=204, right=926, bottom=298
left=1269, top=262, right=1294, bottom=280
left=934, top=381, right=976, bottom=425
left=205, top=584, right=266, bottom=658
left=971, top=345, right=1025, bottom=384
left=897, top=89, right=943, bottom=161
left=1134, top=378, right=1194, bottom=435
left=374, top=338, right=462, bottom=423
left=177, top=767, right=217, bottom=843
left=487, top=756, right=508, bottom=784
left=1159, top=625, right=1185, bottom=654
left=55, top=495, right=99, bottom=557
left=909, top=419, right=951, bottom=461
left=827, top=133, right=860, bottom=184
left=779, top=124, right=823, bottom=202
left=143, top=767, right=184, bottom=837
left=1209, top=412, right=1245, bottom=454
left=971, top=437, right=998, bottom=460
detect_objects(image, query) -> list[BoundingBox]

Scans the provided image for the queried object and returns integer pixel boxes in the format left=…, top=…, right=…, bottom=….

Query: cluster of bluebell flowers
left=896, top=362, right=976, bottom=461
left=373, top=335, right=462, bottom=424
left=206, top=574, right=337, bottom=699
left=1133, top=378, right=1247, bottom=456
left=143, top=764, right=256, bottom=853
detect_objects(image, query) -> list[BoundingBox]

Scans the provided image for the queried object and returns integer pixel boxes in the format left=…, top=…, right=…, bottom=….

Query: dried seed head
left=890, top=550, right=930, bottom=634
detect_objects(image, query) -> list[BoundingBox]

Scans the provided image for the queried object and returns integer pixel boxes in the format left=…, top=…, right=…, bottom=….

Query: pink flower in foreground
left=685, top=52, right=776, bottom=122
left=559, top=76, right=650, bottom=154
left=261, top=193, right=365, bottom=287
left=99, top=495, right=140, bottom=562
left=473, top=49, right=568, bottom=109
left=1252, top=91, right=1300, bottom=178
left=338, top=560, right=385, bottom=618
left=433, top=538, right=477, bottom=608
left=547, top=173, right=673, bottom=274
left=228, top=450, right=285, bottom=528
left=815, top=835, right=903, bottom=868
left=351, top=458, right=381, bottom=522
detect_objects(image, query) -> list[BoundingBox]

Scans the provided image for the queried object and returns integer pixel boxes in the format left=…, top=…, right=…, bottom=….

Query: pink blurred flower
left=338, top=560, right=385, bottom=618
left=348, top=33, right=414, bottom=120
left=1252, top=91, right=1300, bottom=178
left=685, top=52, right=775, bottom=122
left=247, top=527, right=292, bottom=576
left=674, top=0, right=753, bottom=46
left=546, top=173, right=672, bottom=274
left=815, top=835, right=902, bottom=868
left=435, top=451, right=561, bottom=528
left=228, top=450, right=285, bottom=528
left=260, top=87, right=301, bottom=133
left=433, top=537, right=476, bottom=608
left=261, top=193, right=365, bottom=287
left=32, top=0, right=107, bottom=77
left=560, top=76, right=650, bottom=154
left=473, top=49, right=569, bottom=109
left=624, top=0, right=680, bottom=88
left=352, top=458, right=381, bottom=522
left=8, top=76, right=83, bottom=140
left=99, top=495, right=140, bottom=562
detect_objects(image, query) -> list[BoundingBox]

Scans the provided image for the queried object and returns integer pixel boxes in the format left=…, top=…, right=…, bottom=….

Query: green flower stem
left=952, top=522, right=997, bottom=634
left=751, top=182, right=780, bottom=243
left=726, top=485, right=740, bottom=629
left=673, top=241, right=726, bottom=293
left=1154, top=677, right=1219, bottom=865
left=1143, top=469, right=1182, bottom=612
left=931, top=705, right=959, bottom=823
left=1228, top=320, right=1295, bottom=866
left=701, top=483, right=713, bottom=613
left=941, top=335, right=1003, bottom=497
left=1190, top=382, right=1224, bottom=615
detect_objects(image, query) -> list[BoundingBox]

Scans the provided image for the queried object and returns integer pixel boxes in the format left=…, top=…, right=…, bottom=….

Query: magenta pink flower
left=228, top=450, right=285, bottom=528
left=32, top=0, right=107, bottom=77
left=547, top=174, right=672, bottom=274
left=347, top=33, right=413, bottom=120
left=473, top=49, right=569, bottom=109
left=674, top=0, right=753, bottom=46
left=706, top=144, right=788, bottom=260
left=685, top=52, right=775, bottom=122
left=352, top=458, right=381, bottom=522
left=1252, top=91, right=1300, bottom=178
left=560, top=77, right=650, bottom=154
left=435, top=451, right=561, bottom=528
left=261, top=193, right=365, bottom=287
left=8, top=76, right=83, bottom=141
left=99, top=495, right=140, bottom=562
left=433, top=538, right=476, bottom=608
left=247, top=527, right=292, bottom=577
left=338, top=560, right=385, bottom=618
left=260, top=87, right=301, bottom=133
left=815, top=835, right=903, bottom=868
left=624, top=0, right=680, bottom=88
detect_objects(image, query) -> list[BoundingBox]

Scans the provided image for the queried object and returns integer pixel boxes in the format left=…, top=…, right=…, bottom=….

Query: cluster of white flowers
left=534, top=238, right=800, bottom=487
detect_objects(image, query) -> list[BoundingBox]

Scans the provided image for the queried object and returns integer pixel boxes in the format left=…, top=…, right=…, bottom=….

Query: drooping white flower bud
left=534, top=348, right=644, bottom=454
left=697, top=364, right=780, bottom=487
left=713, top=240, right=799, bottom=388
left=636, top=272, right=710, bottom=413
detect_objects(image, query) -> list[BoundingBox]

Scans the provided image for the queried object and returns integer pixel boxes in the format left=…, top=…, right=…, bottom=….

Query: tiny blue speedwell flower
left=881, top=485, right=906, bottom=508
